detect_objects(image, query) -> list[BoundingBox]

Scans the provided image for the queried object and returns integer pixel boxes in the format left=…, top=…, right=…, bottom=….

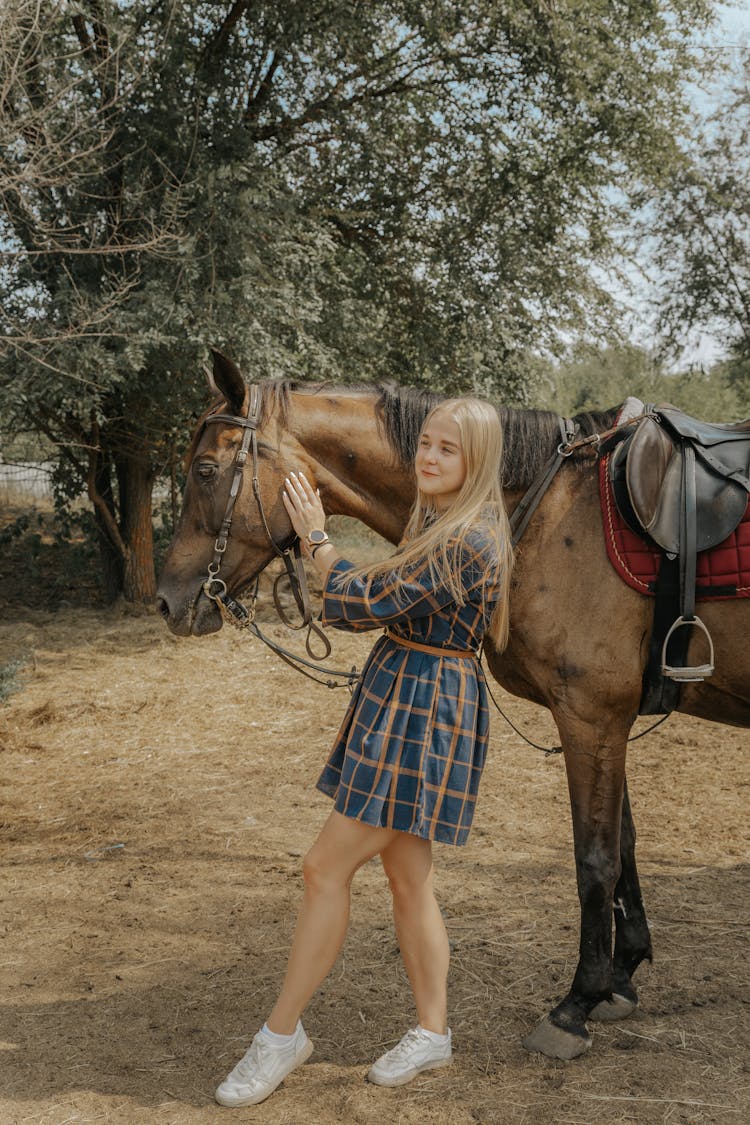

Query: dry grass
left=0, top=524, right=748, bottom=1123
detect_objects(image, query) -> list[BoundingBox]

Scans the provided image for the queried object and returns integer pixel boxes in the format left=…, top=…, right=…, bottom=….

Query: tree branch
left=246, top=50, right=281, bottom=119
left=87, top=413, right=128, bottom=559
left=202, top=0, right=253, bottom=63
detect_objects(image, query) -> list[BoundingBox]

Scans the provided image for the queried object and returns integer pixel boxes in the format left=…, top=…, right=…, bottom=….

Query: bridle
left=200, top=382, right=301, bottom=625
left=198, top=383, right=359, bottom=689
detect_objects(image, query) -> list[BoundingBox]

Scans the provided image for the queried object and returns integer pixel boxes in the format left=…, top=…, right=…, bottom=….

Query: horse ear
left=202, top=363, right=219, bottom=397
left=210, top=348, right=246, bottom=413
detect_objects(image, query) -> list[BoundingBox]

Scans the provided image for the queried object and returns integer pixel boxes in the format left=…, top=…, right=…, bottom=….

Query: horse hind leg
left=589, top=779, right=653, bottom=1021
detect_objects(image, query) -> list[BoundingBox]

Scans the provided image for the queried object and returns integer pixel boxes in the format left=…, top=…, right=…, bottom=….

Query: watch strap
left=310, top=538, right=330, bottom=557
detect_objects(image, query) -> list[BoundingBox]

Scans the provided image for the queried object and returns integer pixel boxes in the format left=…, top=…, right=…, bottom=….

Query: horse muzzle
left=155, top=579, right=223, bottom=636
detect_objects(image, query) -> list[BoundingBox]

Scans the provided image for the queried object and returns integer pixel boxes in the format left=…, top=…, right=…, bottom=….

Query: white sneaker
left=215, top=1023, right=313, bottom=1107
left=368, top=1026, right=452, bottom=1087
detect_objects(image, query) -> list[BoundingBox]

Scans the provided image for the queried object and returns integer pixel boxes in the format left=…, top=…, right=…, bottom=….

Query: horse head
left=156, top=350, right=296, bottom=636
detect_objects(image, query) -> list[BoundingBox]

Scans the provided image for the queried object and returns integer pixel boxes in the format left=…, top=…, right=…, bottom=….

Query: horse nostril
left=155, top=595, right=170, bottom=620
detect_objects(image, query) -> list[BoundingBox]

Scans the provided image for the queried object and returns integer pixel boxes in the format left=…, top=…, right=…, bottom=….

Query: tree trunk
left=93, top=453, right=124, bottom=602
left=117, top=453, right=157, bottom=604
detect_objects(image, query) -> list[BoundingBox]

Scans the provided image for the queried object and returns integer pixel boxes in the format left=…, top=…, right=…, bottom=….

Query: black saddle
left=610, top=403, right=750, bottom=695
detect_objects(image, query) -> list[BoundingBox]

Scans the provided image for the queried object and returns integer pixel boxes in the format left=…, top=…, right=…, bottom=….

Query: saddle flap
left=609, top=429, right=652, bottom=538
left=624, top=416, right=748, bottom=554
left=623, top=418, right=674, bottom=545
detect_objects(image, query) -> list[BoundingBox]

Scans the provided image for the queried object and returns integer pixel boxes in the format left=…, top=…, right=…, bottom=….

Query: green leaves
left=0, top=0, right=719, bottom=598
left=641, top=52, right=750, bottom=409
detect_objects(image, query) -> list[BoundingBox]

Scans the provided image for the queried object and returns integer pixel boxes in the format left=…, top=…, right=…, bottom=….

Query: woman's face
left=415, top=412, right=467, bottom=510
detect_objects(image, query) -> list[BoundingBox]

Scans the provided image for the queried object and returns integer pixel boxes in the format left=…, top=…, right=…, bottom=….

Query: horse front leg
left=589, top=780, right=653, bottom=1021
left=523, top=710, right=630, bottom=1060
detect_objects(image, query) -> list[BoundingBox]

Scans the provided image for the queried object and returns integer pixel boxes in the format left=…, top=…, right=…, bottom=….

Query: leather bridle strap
left=201, top=384, right=333, bottom=661
left=204, top=398, right=259, bottom=579
left=509, top=417, right=578, bottom=547
left=203, top=385, right=304, bottom=610
left=507, top=412, right=651, bottom=548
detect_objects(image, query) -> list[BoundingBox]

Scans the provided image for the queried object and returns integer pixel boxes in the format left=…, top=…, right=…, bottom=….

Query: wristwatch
left=305, top=528, right=329, bottom=550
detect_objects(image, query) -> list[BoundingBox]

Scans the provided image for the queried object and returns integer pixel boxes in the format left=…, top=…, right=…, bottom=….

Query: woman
left=216, top=396, right=513, bottom=1108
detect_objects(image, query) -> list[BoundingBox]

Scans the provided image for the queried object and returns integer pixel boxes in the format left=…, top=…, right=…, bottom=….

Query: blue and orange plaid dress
left=316, top=525, right=504, bottom=846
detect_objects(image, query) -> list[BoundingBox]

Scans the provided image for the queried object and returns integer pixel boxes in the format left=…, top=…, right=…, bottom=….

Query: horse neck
left=285, top=391, right=415, bottom=544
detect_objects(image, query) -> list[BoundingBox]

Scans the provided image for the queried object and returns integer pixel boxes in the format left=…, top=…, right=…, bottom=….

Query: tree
left=0, top=0, right=716, bottom=602
left=644, top=55, right=750, bottom=414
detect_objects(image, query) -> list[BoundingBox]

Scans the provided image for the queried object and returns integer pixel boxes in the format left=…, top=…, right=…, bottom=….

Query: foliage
left=715, top=353, right=750, bottom=415
left=0, top=0, right=716, bottom=599
left=0, top=512, right=34, bottom=548
left=643, top=53, right=750, bottom=414
left=535, top=344, right=747, bottom=419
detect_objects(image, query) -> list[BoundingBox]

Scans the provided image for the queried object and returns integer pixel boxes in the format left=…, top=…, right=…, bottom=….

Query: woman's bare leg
left=380, top=833, right=449, bottom=1034
left=267, top=811, right=398, bottom=1034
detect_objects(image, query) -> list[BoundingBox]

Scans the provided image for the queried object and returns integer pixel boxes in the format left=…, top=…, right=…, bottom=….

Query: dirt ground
left=1, top=526, right=749, bottom=1124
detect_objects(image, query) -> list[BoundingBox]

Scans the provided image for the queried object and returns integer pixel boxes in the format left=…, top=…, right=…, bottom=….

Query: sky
left=716, top=0, right=750, bottom=45
left=697, top=1, right=750, bottom=106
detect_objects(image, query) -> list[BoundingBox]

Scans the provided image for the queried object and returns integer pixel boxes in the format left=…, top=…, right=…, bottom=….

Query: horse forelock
left=182, top=399, right=222, bottom=470
left=182, top=381, right=291, bottom=470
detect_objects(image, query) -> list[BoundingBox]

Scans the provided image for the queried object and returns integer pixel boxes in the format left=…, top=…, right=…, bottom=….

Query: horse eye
left=195, top=461, right=217, bottom=482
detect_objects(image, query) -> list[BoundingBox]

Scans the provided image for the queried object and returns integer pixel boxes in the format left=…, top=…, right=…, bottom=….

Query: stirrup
left=661, top=615, right=715, bottom=682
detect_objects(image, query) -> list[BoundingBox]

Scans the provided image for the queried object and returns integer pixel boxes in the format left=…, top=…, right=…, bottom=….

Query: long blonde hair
left=343, top=396, right=514, bottom=650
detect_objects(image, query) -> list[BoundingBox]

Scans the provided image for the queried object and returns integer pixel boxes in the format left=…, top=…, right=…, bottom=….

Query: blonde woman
left=216, top=397, right=513, bottom=1108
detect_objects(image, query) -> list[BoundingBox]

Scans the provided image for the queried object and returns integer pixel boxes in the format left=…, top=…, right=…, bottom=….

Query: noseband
left=198, top=383, right=358, bottom=689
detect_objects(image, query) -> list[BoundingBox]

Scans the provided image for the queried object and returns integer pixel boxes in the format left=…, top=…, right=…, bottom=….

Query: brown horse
left=156, top=351, right=750, bottom=1060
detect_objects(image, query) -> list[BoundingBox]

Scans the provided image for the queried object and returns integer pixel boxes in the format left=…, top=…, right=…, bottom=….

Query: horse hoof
left=589, top=993, right=638, bottom=1022
left=522, top=1016, right=592, bottom=1060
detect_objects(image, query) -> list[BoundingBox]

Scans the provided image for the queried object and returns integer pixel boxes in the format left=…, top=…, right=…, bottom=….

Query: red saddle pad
left=598, top=454, right=750, bottom=600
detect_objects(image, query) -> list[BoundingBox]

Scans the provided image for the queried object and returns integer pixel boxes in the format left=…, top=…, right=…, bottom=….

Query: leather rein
left=195, top=391, right=655, bottom=752
left=198, top=384, right=359, bottom=690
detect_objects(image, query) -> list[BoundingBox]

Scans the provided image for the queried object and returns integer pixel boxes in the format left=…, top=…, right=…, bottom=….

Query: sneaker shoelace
left=235, top=1036, right=272, bottom=1080
left=388, top=1029, right=427, bottom=1058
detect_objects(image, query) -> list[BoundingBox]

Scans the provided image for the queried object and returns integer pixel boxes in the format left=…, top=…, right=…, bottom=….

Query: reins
left=196, top=390, right=667, bottom=750
left=481, top=658, right=670, bottom=756
left=210, top=581, right=359, bottom=689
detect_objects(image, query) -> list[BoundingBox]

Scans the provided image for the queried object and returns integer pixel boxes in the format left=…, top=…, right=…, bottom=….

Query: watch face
left=308, top=529, right=327, bottom=544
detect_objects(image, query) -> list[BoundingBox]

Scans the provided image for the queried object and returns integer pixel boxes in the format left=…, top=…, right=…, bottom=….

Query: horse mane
left=256, top=379, right=621, bottom=490
left=256, top=379, right=441, bottom=451
left=498, top=405, right=620, bottom=489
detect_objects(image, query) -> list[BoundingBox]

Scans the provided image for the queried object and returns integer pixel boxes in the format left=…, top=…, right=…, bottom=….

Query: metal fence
left=0, top=460, right=173, bottom=511
left=0, top=460, right=55, bottom=505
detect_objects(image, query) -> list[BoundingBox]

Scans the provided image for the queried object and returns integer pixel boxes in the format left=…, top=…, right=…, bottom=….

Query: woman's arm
left=321, top=558, right=456, bottom=631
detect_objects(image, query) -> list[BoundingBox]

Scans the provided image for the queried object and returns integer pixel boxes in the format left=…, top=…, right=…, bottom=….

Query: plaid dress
left=316, top=525, right=503, bottom=845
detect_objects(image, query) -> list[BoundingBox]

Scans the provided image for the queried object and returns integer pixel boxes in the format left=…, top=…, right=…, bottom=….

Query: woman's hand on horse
left=282, top=471, right=326, bottom=541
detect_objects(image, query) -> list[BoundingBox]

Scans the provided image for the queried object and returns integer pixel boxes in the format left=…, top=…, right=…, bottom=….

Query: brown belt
left=384, top=628, right=478, bottom=660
